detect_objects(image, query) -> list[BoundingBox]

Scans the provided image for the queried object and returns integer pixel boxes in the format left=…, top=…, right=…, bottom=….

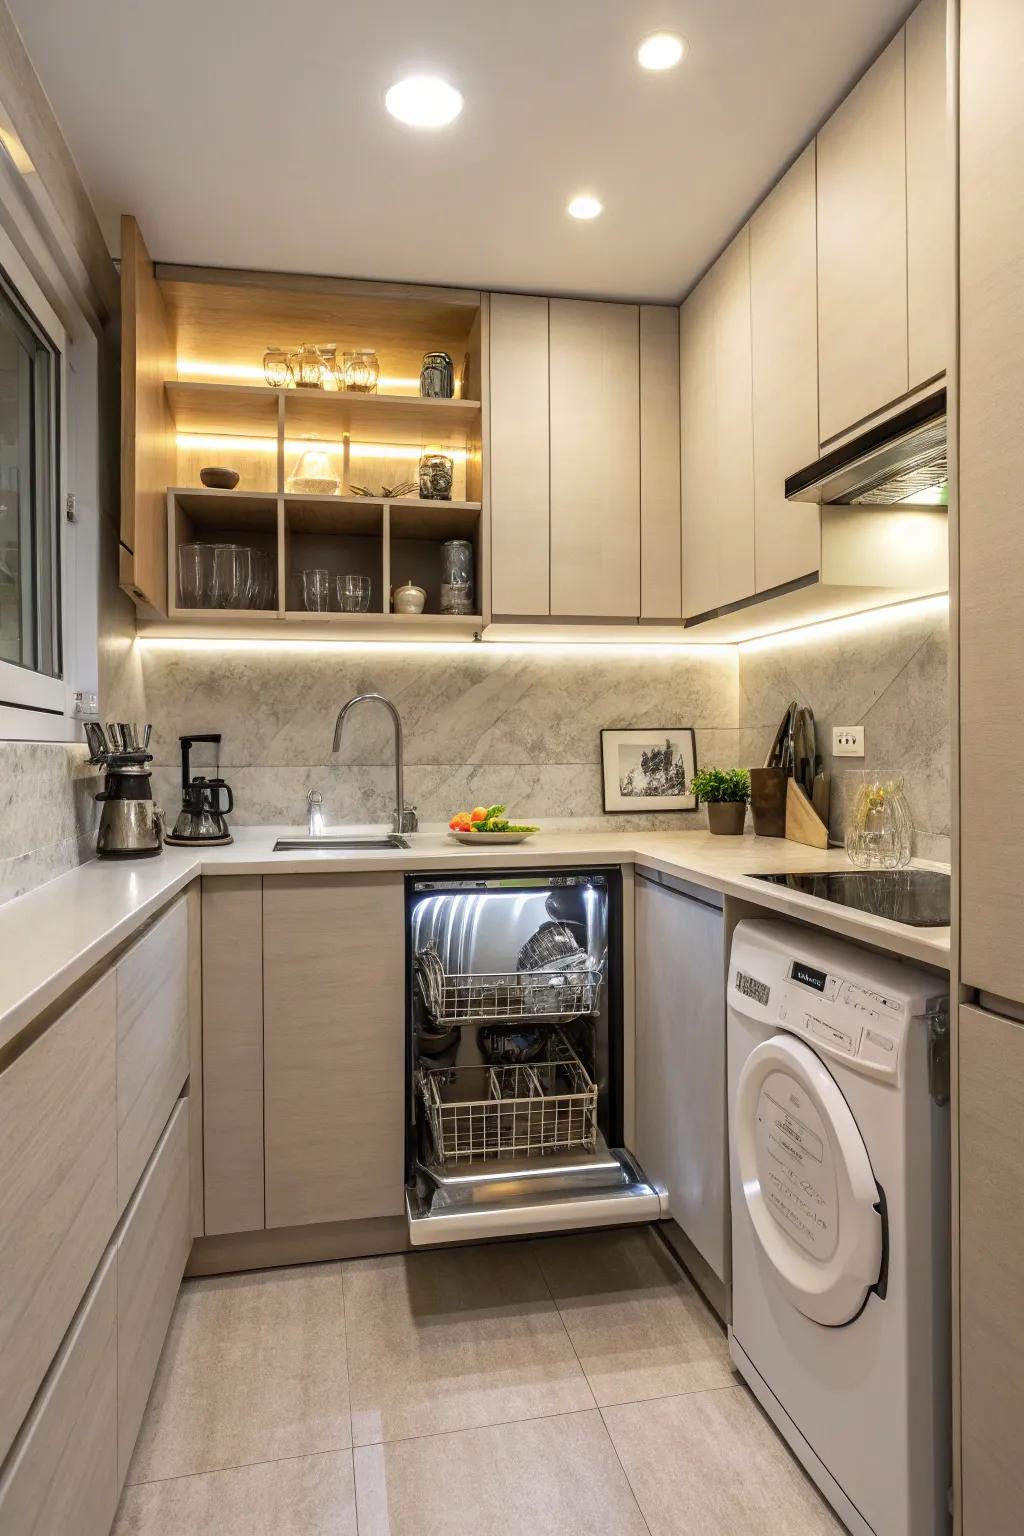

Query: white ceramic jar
left=393, top=579, right=427, bottom=614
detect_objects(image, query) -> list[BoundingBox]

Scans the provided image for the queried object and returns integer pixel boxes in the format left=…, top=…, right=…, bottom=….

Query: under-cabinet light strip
left=176, top=433, right=469, bottom=463
left=137, top=595, right=948, bottom=657
left=736, top=594, right=949, bottom=652
left=177, top=360, right=424, bottom=391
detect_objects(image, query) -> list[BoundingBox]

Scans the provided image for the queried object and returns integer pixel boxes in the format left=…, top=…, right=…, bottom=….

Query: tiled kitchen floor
left=113, top=1227, right=844, bottom=1535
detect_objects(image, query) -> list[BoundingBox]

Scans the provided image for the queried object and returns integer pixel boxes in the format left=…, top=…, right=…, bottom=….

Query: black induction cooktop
left=750, top=869, right=951, bottom=927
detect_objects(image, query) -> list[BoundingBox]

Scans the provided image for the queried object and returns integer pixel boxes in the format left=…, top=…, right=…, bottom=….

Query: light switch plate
left=833, top=725, right=865, bottom=757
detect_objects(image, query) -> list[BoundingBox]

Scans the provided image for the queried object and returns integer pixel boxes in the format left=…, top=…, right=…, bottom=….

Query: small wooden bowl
left=199, top=466, right=240, bottom=490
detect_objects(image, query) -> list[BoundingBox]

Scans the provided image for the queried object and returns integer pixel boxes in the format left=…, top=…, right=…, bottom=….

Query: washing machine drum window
left=736, top=1034, right=884, bottom=1327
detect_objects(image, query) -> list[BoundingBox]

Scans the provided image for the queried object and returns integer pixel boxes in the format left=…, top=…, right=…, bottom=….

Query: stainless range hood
left=785, top=389, right=947, bottom=506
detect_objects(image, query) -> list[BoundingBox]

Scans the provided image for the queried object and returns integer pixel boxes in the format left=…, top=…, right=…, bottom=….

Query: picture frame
left=600, top=727, right=698, bottom=813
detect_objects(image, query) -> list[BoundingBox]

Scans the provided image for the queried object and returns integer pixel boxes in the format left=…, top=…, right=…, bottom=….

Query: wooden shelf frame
left=167, top=487, right=486, bottom=625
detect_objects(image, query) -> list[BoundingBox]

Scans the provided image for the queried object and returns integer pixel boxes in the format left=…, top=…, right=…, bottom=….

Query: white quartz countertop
left=0, top=826, right=950, bottom=1053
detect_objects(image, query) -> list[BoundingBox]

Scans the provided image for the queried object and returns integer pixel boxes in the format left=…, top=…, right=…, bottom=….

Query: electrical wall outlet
left=833, top=725, right=865, bottom=757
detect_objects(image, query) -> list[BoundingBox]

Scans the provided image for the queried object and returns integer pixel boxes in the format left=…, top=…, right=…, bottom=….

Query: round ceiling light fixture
left=385, top=76, right=463, bottom=128
left=567, top=194, right=603, bottom=220
left=637, top=32, right=686, bottom=71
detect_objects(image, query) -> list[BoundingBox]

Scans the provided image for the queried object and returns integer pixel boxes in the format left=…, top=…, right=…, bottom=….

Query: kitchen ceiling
left=10, top=0, right=916, bottom=302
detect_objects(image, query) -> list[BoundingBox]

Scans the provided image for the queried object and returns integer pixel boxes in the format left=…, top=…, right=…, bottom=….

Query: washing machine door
left=735, top=1033, right=883, bottom=1327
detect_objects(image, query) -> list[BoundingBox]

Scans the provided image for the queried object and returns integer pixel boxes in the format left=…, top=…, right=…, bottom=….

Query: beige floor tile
left=604, top=1385, right=845, bottom=1535
left=354, top=1410, right=650, bottom=1536
left=343, top=1245, right=594, bottom=1445
left=530, top=1226, right=733, bottom=1406
left=127, top=1264, right=350, bottom=1483
left=113, top=1450, right=357, bottom=1535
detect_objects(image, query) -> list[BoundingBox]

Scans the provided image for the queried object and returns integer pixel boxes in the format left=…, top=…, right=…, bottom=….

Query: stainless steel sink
left=272, top=835, right=409, bottom=852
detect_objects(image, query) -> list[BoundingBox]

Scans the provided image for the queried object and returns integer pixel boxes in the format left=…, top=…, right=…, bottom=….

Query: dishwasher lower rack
left=416, top=1030, right=598, bottom=1166
left=415, top=944, right=602, bottom=1028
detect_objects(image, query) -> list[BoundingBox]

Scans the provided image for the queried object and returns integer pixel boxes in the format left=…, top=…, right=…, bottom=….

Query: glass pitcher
left=844, top=772, right=914, bottom=868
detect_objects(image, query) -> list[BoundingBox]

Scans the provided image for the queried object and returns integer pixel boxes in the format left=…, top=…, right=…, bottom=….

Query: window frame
left=0, top=223, right=71, bottom=736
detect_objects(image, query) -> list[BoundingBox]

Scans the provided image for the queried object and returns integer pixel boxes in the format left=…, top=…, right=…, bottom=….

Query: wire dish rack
left=415, top=944, right=602, bottom=1027
left=417, top=1030, right=598, bottom=1166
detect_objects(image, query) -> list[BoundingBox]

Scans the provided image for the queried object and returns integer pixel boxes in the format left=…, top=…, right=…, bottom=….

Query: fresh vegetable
left=449, top=802, right=539, bottom=834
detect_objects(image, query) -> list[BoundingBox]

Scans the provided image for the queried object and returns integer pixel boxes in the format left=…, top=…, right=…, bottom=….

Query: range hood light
left=785, top=390, right=947, bottom=508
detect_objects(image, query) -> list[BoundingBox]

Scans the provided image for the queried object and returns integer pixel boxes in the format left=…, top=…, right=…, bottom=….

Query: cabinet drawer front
left=116, top=896, right=189, bottom=1211
left=116, top=1098, right=190, bottom=1484
left=0, top=1247, right=117, bottom=1536
left=0, top=973, right=117, bottom=1463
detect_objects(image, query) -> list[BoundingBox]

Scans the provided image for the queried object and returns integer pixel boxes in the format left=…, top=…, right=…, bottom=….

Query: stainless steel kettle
left=84, top=722, right=164, bottom=859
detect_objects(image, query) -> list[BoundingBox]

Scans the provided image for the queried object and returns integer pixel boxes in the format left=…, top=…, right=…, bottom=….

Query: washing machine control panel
left=775, top=959, right=904, bottom=1078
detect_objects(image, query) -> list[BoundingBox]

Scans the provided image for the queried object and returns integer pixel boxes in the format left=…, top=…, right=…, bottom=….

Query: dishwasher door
left=405, top=870, right=664, bottom=1245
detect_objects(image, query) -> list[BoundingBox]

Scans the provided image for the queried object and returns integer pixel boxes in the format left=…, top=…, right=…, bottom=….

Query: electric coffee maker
left=84, top=721, right=163, bottom=858
left=164, top=734, right=234, bottom=847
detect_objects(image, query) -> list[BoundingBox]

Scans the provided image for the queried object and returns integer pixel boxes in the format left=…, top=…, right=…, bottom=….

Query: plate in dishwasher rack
left=448, top=830, right=538, bottom=844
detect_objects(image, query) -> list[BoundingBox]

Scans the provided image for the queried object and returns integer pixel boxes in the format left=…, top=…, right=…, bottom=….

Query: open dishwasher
left=405, top=868, right=664, bottom=1245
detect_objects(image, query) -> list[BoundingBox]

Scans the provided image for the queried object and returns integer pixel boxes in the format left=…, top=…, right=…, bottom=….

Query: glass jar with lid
left=420, top=352, right=454, bottom=398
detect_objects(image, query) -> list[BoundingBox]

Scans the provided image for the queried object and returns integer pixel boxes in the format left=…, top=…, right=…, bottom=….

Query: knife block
left=785, top=778, right=829, bottom=850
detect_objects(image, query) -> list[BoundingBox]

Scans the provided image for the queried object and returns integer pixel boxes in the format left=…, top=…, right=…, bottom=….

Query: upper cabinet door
left=119, top=215, right=175, bottom=613
left=549, top=299, right=640, bottom=617
left=906, top=0, right=951, bottom=388
left=680, top=229, right=755, bottom=620
left=750, top=144, right=820, bottom=593
left=489, top=293, right=550, bottom=616
left=639, top=306, right=682, bottom=620
left=817, top=31, right=909, bottom=442
left=958, top=0, right=1024, bottom=1004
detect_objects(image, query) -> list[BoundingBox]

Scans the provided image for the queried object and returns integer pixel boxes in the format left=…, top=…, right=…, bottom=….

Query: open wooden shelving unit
left=121, top=219, right=489, bottom=638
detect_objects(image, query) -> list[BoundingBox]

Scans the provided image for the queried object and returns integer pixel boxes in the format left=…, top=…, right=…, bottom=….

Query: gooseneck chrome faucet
left=332, top=693, right=418, bottom=834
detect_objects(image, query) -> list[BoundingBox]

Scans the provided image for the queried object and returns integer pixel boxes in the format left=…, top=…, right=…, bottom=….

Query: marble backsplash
left=737, top=601, right=950, bottom=860
left=139, top=644, right=741, bottom=832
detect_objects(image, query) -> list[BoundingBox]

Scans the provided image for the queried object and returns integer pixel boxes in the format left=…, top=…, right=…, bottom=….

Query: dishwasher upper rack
left=417, top=1029, right=598, bottom=1165
left=414, top=943, right=603, bottom=1027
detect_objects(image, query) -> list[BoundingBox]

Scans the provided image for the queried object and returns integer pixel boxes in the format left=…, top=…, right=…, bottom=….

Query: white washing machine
left=727, top=917, right=951, bottom=1536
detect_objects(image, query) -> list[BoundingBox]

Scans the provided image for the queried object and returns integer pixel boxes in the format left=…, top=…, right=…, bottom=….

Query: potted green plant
left=691, top=766, right=750, bottom=835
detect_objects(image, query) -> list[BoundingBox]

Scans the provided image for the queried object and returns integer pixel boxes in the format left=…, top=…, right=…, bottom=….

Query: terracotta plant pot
left=707, top=800, right=747, bottom=835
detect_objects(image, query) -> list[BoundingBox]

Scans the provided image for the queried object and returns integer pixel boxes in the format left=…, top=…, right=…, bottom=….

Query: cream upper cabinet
left=750, top=144, right=820, bottom=592
left=489, top=293, right=550, bottom=616
left=549, top=299, right=640, bottom=617
left=816, top=29, right=909, bottom=442
left=906, top=0, right=951, bottom=388
left=639, top=305, right=682, bottom=619
left=680, top=228, right=755, bottom=620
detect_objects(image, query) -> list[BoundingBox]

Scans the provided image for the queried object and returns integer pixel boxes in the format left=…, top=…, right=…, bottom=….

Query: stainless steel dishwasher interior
left=272, top=835, right=410, bottom=851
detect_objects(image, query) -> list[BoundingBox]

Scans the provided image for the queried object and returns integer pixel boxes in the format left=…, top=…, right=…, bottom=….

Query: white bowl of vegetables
left=447, top=804, right=540, bottom=844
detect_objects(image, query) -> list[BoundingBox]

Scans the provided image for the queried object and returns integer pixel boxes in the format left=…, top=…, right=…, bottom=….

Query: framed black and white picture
left=600, top=727, right=698, bottom=813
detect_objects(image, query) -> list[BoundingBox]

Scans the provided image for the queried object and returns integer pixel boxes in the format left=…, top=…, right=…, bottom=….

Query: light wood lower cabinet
left=116, top=1098, right=190, bottom=1484
left=263, top=875, right=406, bottom=1228
left=201, top=876, right=265, bottom=1234
left=0, top=1248, right=117, bottom=1536
left=958, top=1002, right=1024, bottom=1531
left=0, top=972, right=117, bottom=1464
left=634, top=874, right=727, bottom=1282
left=115, top=895, right=189, bottom=1213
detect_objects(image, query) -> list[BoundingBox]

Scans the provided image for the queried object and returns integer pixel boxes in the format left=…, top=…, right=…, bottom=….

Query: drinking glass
left=300, top=568, right=331, bottom=612
left=340, top=350, right=380, bottom=393
left=337, top=573, right=372, bottom=612
left=178, top=542, right=208, bottom=608
left=263, top=347, right=293, bottom=389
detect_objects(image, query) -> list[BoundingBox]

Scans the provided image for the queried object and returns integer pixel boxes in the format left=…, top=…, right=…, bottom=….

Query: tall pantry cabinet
left=957, top=0, right=1024, bottom=1528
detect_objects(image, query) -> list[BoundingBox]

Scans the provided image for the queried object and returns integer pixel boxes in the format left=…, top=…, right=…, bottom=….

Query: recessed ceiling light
left=385, top=76, right=463, bottom=128
left=637, top=32, right=686, bottom=71
left=567, top=194, right=603, bottom=221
